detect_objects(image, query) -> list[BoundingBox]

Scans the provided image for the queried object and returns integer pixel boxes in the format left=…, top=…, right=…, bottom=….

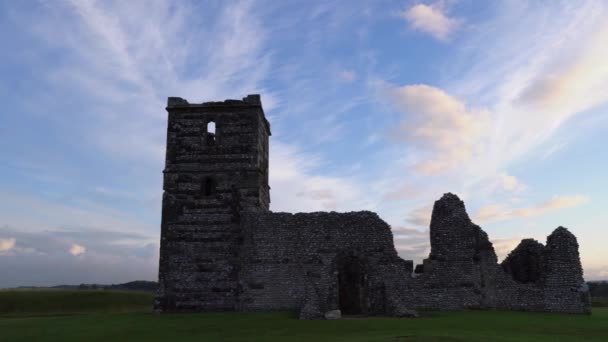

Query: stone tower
left=155, top=95, right=271, bottom=312
left=542, top=227, right=590, bottom=313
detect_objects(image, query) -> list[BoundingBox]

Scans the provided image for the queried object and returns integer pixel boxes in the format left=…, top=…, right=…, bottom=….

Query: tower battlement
left=167, top=94, right=263, bottom=107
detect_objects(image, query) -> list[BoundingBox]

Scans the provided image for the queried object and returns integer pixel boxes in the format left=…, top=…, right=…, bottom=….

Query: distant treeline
left=18, top=280, right=159, bottom=292
left=589, top=281, right=608, bottom=298
left=74, top=280, right=158, bottom=292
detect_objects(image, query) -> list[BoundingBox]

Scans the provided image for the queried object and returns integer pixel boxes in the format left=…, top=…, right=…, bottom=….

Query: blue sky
left=0, top=0, right=607, bottom=287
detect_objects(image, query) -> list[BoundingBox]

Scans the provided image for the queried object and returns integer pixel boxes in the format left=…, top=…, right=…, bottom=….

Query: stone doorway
left=337, top=256, right=366, bottom=315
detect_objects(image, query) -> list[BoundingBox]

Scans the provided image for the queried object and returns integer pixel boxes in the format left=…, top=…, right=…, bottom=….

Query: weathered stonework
left=155, top=95, right=591, bottom=317
left=156, top=95, right=269, bottom=312
left=502, top=239, right=545, bottom=284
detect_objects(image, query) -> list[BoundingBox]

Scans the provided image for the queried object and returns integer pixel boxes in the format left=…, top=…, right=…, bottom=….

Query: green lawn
left=593, top=297, right=608, bottom=307
left=0, top=290, right=607, bottom=341
left=0, top=289, right=154, bottom=316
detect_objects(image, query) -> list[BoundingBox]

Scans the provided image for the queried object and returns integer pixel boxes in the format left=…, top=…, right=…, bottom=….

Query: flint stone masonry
left=502, top=239, right=545, bottom=284
left=238, top=211, right=414, bottom=317
left=155, top=95, right=591, bottom=317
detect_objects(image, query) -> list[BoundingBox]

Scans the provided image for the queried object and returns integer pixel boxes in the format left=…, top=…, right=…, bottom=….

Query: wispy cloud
left=0, top=238, right=16, bottom=254
left=392, top=227, right=430, bottom=262
left=0, top=225, right=158, bottom=287
left=69, top=243, right=86, bottom=256
left=541, top=141, right=568, bottom=160
left=378, top=2, right=607, bottom=236
left=479, top=173, right=527, bottom=195
left=399, top=2, right=462, bottom=41
left=28, top=0, right=273, bottom=165
left=0, top=192, right=151, bottom=235
left=270, top=142, right=362, bottom=212
left=517, top=24, right=608, bottom=115
left=492, top=237, right=526, bottom=262
left=444, top=2, right=608, bottom=175
left=387, top=84, right=490, bottom=175
left=382, top=182, right=424, bottom=201
left=405, top=204, right=433, bottom=228
left=473, top=195, right=590, bottom=224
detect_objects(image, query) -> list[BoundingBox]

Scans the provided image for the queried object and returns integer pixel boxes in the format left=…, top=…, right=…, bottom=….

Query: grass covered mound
left=0, top=290, right=154, bottom=315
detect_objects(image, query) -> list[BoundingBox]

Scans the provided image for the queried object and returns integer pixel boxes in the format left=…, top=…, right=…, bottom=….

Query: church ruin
left=155, top=95, right=591, bottom=318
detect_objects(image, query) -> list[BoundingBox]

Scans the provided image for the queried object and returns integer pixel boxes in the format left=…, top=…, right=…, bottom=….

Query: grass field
left=0, top=289, right=154, bottom=315
left=593, top=297, right=608, bottom=307
left=0, top=290, right=607, bottom=341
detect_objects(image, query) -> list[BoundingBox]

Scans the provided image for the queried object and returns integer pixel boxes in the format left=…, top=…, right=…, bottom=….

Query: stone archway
left=337, top=256, right=366, bottom=315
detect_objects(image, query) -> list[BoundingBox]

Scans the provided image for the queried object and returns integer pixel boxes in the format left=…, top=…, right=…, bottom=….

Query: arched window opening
left=203, top=177, right=216, bottom=196
left=206, top=121, right=216, bottom=146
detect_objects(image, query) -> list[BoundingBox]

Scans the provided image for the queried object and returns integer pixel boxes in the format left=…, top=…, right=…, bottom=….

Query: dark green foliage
left=17, top=280, right=159, bottom=292
left=113, top=280, right=158, bottom=292
left=96, top=280, right=158, bottom=292
left=589, top=281, right=608, bottom=297
left=589, top=281, right=608, bottom=307
left=49, top=280, right=158, bottom=292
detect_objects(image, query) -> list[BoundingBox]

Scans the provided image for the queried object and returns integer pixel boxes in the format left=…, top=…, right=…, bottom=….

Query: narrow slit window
left=207, top=121, right=216, bottom=134
left=206, top=121, right=216, bottom=146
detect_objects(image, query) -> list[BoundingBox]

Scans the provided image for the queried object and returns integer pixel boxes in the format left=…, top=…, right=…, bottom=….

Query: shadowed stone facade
left=156, top=95, right=591, bottom=318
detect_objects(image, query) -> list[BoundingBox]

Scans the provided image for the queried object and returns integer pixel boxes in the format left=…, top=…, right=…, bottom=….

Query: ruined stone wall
left=484, top=228, right=590, bottom=313
left=502, top=239, right=545, bottom=284
left=156, top=95, right=270, bottom=312
left=542, top=227, right=590, bottom=313
left=403, top=194, right=492, bottom=310
left=239, top=211, right=414, bottom=317
left=406, top=193, right=590, bottom=314
left=235, top=195, right=590, bottom=316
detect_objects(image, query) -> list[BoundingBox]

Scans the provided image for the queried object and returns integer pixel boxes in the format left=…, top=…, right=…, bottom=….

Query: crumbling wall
left=482, top=238, right=547, bottom=311
left=404, top=194, right=494, bottom=310
left=239, top=211, right=414, bottom=317
left=542, top=227, right=591, bottom=313
left=488, top=228, right=591, bottom=313
left=502, top=239, right=545, bottom=284
left=404, top=193, right=590, bottom=314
